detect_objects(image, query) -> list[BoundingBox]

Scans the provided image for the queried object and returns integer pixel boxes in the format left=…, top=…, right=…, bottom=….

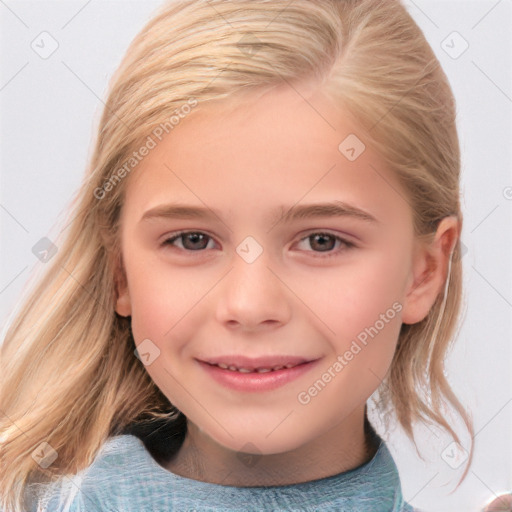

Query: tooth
left=216, top=363, right=296, bottom=372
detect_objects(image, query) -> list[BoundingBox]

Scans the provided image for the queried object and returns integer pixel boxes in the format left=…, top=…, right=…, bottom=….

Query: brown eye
left=295, top=232, right=356, bottom=258
left=162, top=231, right=214, bottom=251
left=308, top=233, right=336, bottom=252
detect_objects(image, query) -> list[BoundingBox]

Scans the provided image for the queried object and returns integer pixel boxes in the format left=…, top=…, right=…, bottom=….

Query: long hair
left=0, top=1, right=473, bottom=510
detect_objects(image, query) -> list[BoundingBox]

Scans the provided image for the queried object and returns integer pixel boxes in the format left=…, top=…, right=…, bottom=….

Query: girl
left=0, top=0, right=475, bottom=510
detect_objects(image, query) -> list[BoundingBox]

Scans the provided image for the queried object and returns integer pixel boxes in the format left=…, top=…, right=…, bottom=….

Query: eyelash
left=160, top=230, right=356, bottom=259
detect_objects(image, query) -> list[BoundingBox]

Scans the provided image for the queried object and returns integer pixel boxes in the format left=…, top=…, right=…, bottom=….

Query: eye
left=161, top=231, right=216, bottom=252
left=160, top=230, right=356, bottom=258
left=294, top=232, right=356, bottom=258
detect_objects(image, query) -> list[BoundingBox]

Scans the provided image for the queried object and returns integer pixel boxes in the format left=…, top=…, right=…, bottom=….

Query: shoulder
left=24, top=435, right=156, bottom=512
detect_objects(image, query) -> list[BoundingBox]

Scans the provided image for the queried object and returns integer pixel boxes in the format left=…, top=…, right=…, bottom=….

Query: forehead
left=122, top=85, right=413, bottom=228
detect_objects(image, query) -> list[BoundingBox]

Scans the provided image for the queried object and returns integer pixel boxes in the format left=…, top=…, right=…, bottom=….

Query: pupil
left=311, top=234, right=334, bottom=252
left=185, top=233, right=208, bottom=250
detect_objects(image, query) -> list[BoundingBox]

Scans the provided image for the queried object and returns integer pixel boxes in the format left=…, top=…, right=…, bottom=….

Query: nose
left=215, top=247, right=292, bottom=332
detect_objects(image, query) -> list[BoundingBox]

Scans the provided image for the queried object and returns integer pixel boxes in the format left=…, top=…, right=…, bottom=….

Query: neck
left=163, top=403, right=380, bottom=487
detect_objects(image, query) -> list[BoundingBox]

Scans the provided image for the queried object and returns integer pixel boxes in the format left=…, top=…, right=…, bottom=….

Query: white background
left=1, top=1, right=511, bottom=511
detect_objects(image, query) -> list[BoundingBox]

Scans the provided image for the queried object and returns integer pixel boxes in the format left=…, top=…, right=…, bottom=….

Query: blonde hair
left=0, top=0, right=474, bottom=509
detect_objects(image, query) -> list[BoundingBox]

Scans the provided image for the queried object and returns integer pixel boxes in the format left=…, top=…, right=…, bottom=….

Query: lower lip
left=197, top=359, right=322, bottom=392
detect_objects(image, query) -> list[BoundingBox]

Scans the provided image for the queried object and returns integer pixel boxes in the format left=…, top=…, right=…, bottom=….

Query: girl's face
left=115, top=84, right=447, bottom=461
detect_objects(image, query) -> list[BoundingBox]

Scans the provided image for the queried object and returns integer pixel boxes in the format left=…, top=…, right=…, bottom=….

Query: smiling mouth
left=198, top=357, right=321, bottom=392
left=206, top=362, right=304, bottom=373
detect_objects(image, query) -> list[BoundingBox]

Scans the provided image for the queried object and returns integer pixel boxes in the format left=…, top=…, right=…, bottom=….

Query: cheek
left=129, top=274, right=169, bottom=340
left=304, top=250, right=406, bottom=337
left=303, top=250, right=406, bottom=390
left=127, top=254, right=204, bottom=338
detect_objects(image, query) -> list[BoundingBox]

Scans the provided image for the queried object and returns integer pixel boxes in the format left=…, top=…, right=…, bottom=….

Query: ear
left=114, top=256, right=132, bottom=317
left=401, top=215, right=460, bottom=325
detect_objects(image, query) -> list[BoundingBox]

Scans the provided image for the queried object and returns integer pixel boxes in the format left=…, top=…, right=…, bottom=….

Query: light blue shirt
left=24, top=433, right=415, bottom=511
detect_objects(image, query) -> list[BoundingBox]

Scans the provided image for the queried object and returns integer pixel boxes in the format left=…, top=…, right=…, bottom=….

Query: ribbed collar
left=115, top=423, right=410, bottom=511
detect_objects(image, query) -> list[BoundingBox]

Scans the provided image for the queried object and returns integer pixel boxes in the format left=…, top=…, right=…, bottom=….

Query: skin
left=114, top=82, right=459, bottom=486
left=484, top=495, right=512, bottom=512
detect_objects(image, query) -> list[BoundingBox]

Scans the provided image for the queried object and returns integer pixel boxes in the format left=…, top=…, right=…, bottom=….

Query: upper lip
left=198, top=355, right=318, bottom=370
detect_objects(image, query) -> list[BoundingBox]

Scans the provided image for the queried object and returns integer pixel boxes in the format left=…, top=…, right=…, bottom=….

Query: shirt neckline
left=109, top=431, right=402, bottom=493
left=138, top=435, right=385, bottom=489
left=128, top=414, right=387, bottom=490
left=97, top=430, right=408, bottom=510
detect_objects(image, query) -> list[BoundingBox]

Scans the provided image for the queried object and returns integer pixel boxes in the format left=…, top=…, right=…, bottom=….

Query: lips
left=199, top=355, right=315, bottom=374
left=197, top=356, right=322, bottom=392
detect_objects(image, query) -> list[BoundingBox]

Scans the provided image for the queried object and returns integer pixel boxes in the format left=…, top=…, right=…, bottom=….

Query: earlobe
left=115, top=288, right=132, bottom=317
left=114, top=264, right=132, bottom=317
left=401, top=216, right=459, bottom=326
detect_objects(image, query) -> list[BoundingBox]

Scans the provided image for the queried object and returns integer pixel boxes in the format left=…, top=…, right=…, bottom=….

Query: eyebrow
left=140, top=200, right=379, bottom=225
